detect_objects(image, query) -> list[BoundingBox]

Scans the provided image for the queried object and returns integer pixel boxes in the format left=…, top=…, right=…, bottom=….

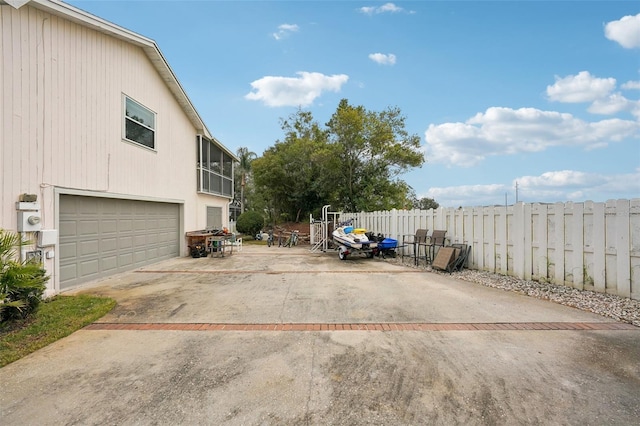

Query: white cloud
left=368, top=53, right=396, bottom=65
left=546, top=71, right=616, bottom=103
left=587, top=93, right=632, bottom=115
left=517, top=170, right=600, bottom=188
left=421, top=170, right=640, bottom=207
left=359, top=2, right=403, bottom=15
left=546, top=72, right=639, bottom=117
left=424, top=107, right=640, bottom=167
left=604, top=13, right=640, bottom=49
left=622, top=80, right=640, bottom=90
left=515, top=170, right=640, bottom=203
left=272, top=23, right=299, bottom=40
left=245, top=72, right=349, bottom=107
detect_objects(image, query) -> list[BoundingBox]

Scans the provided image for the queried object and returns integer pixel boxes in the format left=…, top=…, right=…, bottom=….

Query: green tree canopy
left=326, top=99, right=424, bottom=212
left=252, top=110, right=331, bottom=223
left=251, top=100, right=426, bottom=221
left=414, top=197, right=440, bottom=210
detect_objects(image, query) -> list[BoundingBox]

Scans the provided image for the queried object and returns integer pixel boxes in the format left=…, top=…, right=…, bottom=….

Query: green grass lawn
left=0, top=295, right=116, bottom=368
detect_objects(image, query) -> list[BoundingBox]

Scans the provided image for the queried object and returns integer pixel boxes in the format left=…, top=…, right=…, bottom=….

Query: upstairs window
left=124, top=96, right=156, bottom=149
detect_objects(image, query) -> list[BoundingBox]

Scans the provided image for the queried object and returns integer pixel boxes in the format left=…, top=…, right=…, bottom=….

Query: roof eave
left=10, top=0, right=237, bottom=159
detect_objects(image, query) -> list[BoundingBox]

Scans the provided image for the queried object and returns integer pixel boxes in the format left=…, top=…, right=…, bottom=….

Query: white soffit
left=3, top=0, right=31, bottom=8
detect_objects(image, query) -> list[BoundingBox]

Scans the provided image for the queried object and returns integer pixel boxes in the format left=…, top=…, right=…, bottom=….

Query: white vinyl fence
left=341, top=199, right=639, bottom=300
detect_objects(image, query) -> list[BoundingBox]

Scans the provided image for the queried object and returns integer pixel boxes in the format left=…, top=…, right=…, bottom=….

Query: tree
left=252, top=109, right=331, bottom=223
left=326, top=99, right=424, bottom=212
left=235, top=147, right=257, bottom=213
left=251, top=100, right=425, bottom=221
left=416, top=197, right=440, bottom=210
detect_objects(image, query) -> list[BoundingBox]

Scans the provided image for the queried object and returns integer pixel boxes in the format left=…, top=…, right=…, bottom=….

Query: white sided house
left=1, top=0, right=237, bottom=295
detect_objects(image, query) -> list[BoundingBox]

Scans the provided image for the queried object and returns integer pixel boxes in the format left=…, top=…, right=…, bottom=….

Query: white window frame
left=123, top=95, right=157, bottom=150
left=197, top=135, right=234, bottom=198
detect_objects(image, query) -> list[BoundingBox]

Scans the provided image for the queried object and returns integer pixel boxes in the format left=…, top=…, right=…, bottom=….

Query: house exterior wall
left=1, top=3, right=231, bottom=293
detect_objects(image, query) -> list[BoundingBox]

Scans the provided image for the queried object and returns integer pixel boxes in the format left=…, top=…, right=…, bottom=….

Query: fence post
left=497, top=206, right=508, bottom=274
left=553, top=202, right=566, bottom=286
left=523, top=203, right=533, bottom=280
left=571, top=202, right=584, bottom=290
left=473, top=207, right=483, bottom=270
left=485, top=206, right=496, bottom=272
left=631, top=199, right=640, bottom=300
left=590, top=201, right=606, bottom=293
left=534, top=204, right=549, bottom=282
left=454, top=207, right=464, bottom=244
left=513, top=203, right=525, bottom=278
left=616, top=199, right=631, bottom=298
left=390, top=209, right=398, bottom=242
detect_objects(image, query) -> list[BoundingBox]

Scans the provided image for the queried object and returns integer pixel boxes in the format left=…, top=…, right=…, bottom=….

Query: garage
left=59, top=195, right=180, bottom=290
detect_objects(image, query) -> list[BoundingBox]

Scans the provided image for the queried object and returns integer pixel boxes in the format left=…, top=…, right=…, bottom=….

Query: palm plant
left=0, top=229, right=48, bottom=322
left=236, top=147, right=257, bottom=213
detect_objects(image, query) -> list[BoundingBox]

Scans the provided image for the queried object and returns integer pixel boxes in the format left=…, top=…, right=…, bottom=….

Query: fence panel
left=345, top=199, right=638, bottom=300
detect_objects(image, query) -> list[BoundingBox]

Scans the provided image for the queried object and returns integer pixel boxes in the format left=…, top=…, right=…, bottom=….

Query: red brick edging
left=84, top=322, right=638, bottom=331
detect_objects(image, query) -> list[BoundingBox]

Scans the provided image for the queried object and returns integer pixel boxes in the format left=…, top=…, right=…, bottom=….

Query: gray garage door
left=59, top=195, right=180, bottom=290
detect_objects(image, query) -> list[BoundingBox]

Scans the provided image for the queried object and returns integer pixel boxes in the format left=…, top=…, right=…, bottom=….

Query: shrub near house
left=0, top=230, right=48, bottom=323
left=236, top=211, right=265, bottom=238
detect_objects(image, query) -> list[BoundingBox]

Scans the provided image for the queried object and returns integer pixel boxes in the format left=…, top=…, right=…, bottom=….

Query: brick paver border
left=136, top=270, right=423, bottom=275
left=85, top=322, right=638, bottom=331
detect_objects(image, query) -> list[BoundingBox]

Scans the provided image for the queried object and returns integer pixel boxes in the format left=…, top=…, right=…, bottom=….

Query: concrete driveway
left=1, top=245, right=639, bottom=425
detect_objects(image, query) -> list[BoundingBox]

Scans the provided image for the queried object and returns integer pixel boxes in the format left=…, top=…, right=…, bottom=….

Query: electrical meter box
left=17, top=211, right=42, bottom=232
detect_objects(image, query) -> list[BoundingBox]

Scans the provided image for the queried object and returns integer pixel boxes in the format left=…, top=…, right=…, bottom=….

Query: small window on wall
left=207, top=206, right=222, bottom=230
left=124, top=96, right=156, bottom=149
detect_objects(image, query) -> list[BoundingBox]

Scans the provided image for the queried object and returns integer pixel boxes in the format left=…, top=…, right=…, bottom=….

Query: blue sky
left=67, top=0, right=640, bottom=207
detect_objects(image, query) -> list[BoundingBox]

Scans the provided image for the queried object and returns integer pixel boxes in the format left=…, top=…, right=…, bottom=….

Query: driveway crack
left=278, top=278, right=292, bottom=323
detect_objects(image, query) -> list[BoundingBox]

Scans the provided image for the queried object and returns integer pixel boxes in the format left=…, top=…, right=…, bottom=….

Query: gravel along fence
left=451, top=269, right=639, bottom=327
left=390, top=257, right=640, bottom=327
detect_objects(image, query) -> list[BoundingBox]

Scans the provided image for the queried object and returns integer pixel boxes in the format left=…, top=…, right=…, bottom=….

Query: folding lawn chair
left=402, top=229, right=429, bottom=266
left=449, top=243, right=471, bottom=272
left=425, top=230, right=447, bottom=264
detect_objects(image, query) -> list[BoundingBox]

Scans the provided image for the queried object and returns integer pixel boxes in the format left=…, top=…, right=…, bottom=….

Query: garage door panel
left=79, top=199, right=99, bottom=214
left=118, top=252, right=134, bottom=268
left=147, top=247, right=158, bottom=259
left=133, top=235, right=146, bottom=248
left=59, top=241, right=77, bottom=258
left=79, top=220, right=99, bottom=235
left=119, top=219, right=133, bottom=232
left=101, top=237, right=117, bottom=252
left=60, top=195, right=180, bottom=289
left=134, top=219, right=147, bottom=231
left=101, top=256, right=118, bottom=272
left=59, top=220, right=77, bottom=235
left=60, top=264, right=77, bottom=283
left=159, top=245, right=174, bottom=257
left=79, top=240, right=99, bottom=255
left=80, top=259, right=99, bottom=277
left=134, top=251, right=147, bottom=265
left=119, top=236, right=133, bottom=249
left=60, top=198, right=77, bottom=214
left=101, top=219, right=118, bottom=233
left=102, top=200, right=118, bottom=214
